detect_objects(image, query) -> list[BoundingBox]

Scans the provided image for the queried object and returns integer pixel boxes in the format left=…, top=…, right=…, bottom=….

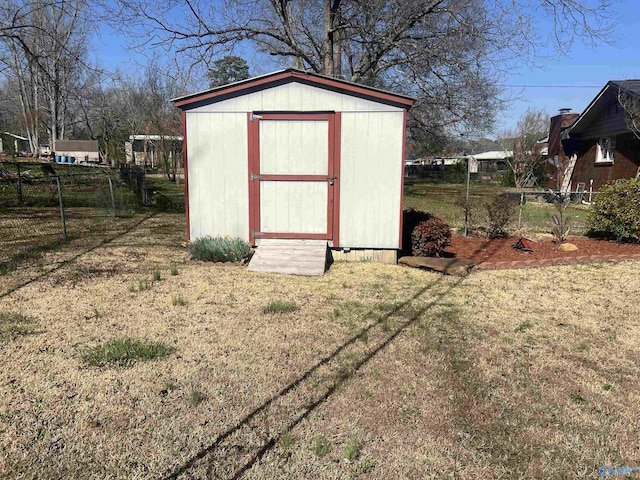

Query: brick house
left=546, top=80, right=640, bottom=193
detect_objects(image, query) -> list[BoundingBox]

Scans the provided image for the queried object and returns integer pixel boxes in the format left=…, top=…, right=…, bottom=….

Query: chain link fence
left=403, top=178, right=601, bottom=238
left=0, top=161, right=163, bottom=271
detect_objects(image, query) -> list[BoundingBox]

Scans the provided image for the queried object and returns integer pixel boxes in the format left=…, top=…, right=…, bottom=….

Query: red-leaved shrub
left=411, top=216, right=451, bottom=257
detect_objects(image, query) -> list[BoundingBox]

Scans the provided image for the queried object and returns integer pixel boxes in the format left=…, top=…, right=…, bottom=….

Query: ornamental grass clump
left=411, top=215, right=451, bottom=257
left=188, top=235, right=252, bottom=263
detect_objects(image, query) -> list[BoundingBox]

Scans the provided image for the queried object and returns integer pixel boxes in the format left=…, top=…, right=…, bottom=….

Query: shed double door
left=248, top=112, right=339, bottom=244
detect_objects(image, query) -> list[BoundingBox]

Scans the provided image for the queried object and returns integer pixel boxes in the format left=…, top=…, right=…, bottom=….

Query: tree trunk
left=323, top=0, right=334, bottom=75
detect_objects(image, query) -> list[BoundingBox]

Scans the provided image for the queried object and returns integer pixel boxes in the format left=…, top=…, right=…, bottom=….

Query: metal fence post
left=464, top=157, right=471, bottom=237
left=55, top=176, right=67, bottom=240
left=16, top=162, right=23, bottom=204
left=107, top=174, right=116, bottom=215
left=141, top=170, right=148, bottom=206
left=518, top=192, right=524, bottom=230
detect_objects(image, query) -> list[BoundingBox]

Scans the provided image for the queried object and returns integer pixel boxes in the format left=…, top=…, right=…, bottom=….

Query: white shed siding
left=339, top=111, right=404, bottom=248
left=260, top=181, right=328, bottom=234
left=189, top=82, right=403, bottom=114
left=260, top=120, right=328, bottom=175
left=186, top=112, right=249, bottom=240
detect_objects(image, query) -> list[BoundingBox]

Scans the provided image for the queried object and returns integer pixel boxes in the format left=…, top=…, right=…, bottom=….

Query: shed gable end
left=186, top=81, right=403, bottom=114
left=173, top=69, right=414, bottom=111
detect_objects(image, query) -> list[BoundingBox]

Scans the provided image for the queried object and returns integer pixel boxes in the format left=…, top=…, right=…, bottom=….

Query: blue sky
left=90, top=0, right=640, bottom=137
left=497, top=0, right=640, bottom=134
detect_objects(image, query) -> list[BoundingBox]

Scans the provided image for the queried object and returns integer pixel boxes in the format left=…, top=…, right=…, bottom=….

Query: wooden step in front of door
left=247, top=239, right=329, bottom=276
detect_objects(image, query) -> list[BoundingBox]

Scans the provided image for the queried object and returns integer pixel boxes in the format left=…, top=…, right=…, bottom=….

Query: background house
left=125, top=135, right=183, bottom=168
left=53, top=140, right=100, bottom=163
left=173, top=68, right=414, bottom=263
left=1, top=132, right=30, bottom=155
left=467, top=150, right=512, bottom=174
left=546, top=81, right=640, bottom=193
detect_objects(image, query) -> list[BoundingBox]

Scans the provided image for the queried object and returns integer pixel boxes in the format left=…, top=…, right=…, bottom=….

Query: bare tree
left=97, top=62, right=185, bottom=177
left=0, top=0, right=94, bottom=151
left=139, top=65, right=183, bottom=182
left=102, top=0, right=613, bottom=142
left=500, top=108, right=549, bottom=188
left=617, top=85, right=640, bottom=139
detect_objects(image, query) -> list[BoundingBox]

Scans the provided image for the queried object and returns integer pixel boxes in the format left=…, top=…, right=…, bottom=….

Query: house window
left=596, top=137, right=615, bottom=163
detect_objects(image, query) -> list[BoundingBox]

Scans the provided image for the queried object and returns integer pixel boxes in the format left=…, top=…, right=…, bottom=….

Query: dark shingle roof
left=610, top=80, right=640, bottom=97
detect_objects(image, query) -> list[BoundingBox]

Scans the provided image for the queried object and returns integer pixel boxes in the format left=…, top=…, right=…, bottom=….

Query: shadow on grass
left=162, top=240, right=507, bottom=479
left=0, top=213, right=155, bottom=300
left=163, top=235, right=618, bottom=478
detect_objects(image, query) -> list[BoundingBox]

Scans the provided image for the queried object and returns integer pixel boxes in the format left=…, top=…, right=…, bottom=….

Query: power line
left=499, top=84, right=602, bottom=88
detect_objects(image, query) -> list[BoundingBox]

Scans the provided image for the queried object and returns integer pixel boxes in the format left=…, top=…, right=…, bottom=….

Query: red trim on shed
left=258, top=112, right=335, bottom=121
left=256, top=174, right=330, bottom=182
left=247, top=113, right=259, bottom=245
left=332, top=112, right=341, bottom=248
left=257, top=232, right=330, bottom=240
left=173, top=69, right=414, bottom=110
left=182, top=110, right=190, bottom=242
left=398, top=109, right=407, bottom=250
left=248, top=112, right=339, bottom=243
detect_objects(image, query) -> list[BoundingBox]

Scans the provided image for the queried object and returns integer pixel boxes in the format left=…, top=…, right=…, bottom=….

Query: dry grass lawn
left=1, top=213, right=639, bottom=479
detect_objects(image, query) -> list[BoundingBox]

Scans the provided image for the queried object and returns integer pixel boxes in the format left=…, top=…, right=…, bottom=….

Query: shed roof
left=172, top=68, right=415, bottom=110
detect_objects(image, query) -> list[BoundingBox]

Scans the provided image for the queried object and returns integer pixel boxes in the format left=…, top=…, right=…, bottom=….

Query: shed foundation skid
left=330, top=249, right=397, bottom=264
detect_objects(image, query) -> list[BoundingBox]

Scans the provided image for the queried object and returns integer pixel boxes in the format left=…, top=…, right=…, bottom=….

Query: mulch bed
left=445, top=235, right=640, bottom=270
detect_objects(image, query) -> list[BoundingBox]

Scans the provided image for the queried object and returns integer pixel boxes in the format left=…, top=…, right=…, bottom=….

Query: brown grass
left=1, top=213, right=639, bottom=478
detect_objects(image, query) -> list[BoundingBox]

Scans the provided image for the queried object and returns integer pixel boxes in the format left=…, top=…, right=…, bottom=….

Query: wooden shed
left=173, top=69, right=414, bottom=267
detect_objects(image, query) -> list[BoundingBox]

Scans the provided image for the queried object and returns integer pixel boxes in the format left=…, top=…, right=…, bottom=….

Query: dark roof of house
left=564, top=79, right=640, bottom=137
left=172, top=68, right=415, bottom=110
left=610, top=79, right=640, bottom=96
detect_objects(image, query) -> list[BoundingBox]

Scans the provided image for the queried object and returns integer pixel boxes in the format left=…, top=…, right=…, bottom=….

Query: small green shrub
left=588, top=179, right=640, bottom=242
left=551, top=194, right=571, bottom=243
left=263, top=300, right=298, bottom=314
left=411, top=215, right=451, bottom=257
left=188, top=235, right=252, bottom=263
left=153, top=270, right=161, bottom=281
left=485, top=195, right=516, bottom=239
left=444, top=159, right=467, bottom=184
left=402, top=208, right=432, bottom=253
left=80, top=337, right=175, bottom=367
left=0, top=312, right=37, bottom=343
left=170, top=263, right=179, bottom=276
